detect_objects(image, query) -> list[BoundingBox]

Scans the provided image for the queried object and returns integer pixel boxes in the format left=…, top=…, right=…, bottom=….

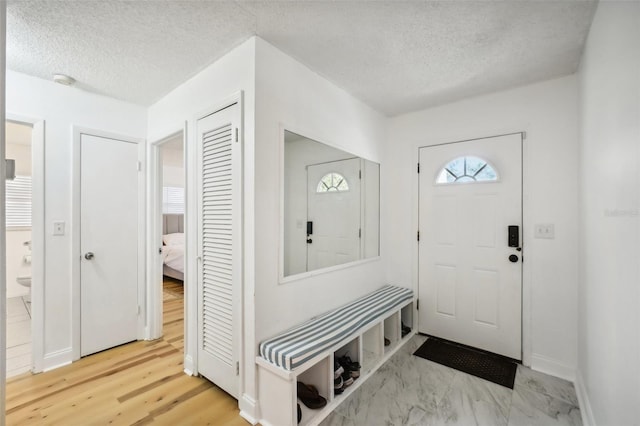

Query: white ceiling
left=7, top=0, right=597, bottom=117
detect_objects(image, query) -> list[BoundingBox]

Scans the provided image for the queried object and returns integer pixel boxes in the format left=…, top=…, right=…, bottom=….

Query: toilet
left=16, top=276, right=31, bottom=287
left=18, top=241, right=32, bottom=301
left=16, top=276, right=31, bottom=303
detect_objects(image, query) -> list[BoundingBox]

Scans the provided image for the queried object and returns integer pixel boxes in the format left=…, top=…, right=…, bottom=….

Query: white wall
left=146, top=37, right=256, bottom=418
left=5, top=141, right=31, bottom=298
left=5, top=142, right=30, bottom=174
left=161, top=146, right=184, bottom=188
left=577, top=2, right=640, bottom=425
left=387, top=75, right=580, bottom=378
left=6, top=70, right=147, bottom=369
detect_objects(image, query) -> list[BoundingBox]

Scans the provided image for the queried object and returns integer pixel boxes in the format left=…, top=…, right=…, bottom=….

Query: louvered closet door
left=196, top=102, right=241, bottom=398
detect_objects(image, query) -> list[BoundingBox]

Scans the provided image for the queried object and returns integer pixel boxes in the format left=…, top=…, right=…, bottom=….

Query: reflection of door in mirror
left=307, top=158, right=361, bottom=271
left=283, top=130, right=380, bottom=279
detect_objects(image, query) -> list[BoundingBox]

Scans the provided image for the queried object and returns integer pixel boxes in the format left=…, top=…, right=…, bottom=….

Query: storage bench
left=256, top=285, right=414, bottom=426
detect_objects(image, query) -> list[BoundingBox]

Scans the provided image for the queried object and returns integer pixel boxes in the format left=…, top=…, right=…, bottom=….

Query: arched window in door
left=436, top=156, right=498, bottom=184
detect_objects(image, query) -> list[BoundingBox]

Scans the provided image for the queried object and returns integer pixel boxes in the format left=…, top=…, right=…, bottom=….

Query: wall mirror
left=283, top=130, right=380, bottom=278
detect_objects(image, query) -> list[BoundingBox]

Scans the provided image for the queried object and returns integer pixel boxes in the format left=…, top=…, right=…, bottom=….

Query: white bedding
left=162, top=233, right=185, bottom=273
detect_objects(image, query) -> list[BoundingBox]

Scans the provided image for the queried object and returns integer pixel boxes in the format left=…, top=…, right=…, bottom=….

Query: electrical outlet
left=53, top=221, right=65, bottom=236
left=534, top=223, right=554, bottom=239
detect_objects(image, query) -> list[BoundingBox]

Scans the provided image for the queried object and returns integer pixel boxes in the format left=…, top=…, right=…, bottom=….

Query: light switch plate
left=534, top=223, right=554, bottom=239
left=53, top=221, right=65, bottom=236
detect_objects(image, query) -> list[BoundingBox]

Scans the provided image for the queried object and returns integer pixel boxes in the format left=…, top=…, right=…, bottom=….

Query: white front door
left=307, top=158, right=361, bottom=271
left=196, top=102, right=241, bottom=398
left=418, top=133, right=523, bottom=360
left=80, top=134, right=140, bottom=357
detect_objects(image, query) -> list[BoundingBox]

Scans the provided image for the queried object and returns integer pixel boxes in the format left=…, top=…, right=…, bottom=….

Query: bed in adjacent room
left=162, top=214, right=184, bottom=281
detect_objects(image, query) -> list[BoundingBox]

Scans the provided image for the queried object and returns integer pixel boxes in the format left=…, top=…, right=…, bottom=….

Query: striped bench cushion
left=259, top=285, right=413, bottom=371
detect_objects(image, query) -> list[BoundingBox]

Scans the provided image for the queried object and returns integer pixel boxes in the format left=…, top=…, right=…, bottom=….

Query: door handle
left=508, top=254, right=519, bottom=263
left=84, top=252, right=95, bottom=260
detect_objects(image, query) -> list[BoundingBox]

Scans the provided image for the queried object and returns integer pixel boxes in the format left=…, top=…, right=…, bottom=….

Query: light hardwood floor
left=5, top=278, right=248, bottom=425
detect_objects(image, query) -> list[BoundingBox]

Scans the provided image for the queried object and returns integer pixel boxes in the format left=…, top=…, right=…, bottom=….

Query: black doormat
left=413, top=336, right=518, bottom=389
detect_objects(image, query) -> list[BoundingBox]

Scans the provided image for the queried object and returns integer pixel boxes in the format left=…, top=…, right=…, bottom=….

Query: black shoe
left=297, top=382, right=327, bottom=409
left=334, top=375, right=345, bottom=395
left=334, top=359, right=344, bottom=379
left=341, top=370, right=354, bottom=387
left=401, top=322, right=411, bottom=337
left=337, top=355, right=361, bottom=379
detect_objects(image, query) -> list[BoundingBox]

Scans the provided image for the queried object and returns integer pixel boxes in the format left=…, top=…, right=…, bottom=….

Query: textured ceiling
left=7, top=1, right=597, bottom=116
left=7, top=0, right=256, bottom=105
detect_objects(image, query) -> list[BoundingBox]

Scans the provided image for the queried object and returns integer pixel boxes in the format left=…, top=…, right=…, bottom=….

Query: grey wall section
left=1, top=2, right=7, bottom=422
left=578, top=2, right=640, bottom=424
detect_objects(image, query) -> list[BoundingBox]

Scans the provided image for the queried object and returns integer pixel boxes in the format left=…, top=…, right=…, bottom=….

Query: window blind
left=163, top=186, right=184, bottom=214
left=6, top=175, right=32, bottom=228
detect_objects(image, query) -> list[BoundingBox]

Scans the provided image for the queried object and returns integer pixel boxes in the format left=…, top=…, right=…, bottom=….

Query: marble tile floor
left=320, top=334, right=581, bottom=426
left=5, top=296, right=32, bottom=378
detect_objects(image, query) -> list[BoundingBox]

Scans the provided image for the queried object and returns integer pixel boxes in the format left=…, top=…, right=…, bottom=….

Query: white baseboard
left=575, top=370, right=595, bottom=426
left=530, top=353, right=576, bottom=382
left=43, top=347, right=73, bottom=372
left=239, top=393, right=259, bottom=425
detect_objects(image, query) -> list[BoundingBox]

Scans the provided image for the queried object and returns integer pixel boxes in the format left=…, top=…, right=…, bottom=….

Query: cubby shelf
left=256, top=299, right=414, bottom=426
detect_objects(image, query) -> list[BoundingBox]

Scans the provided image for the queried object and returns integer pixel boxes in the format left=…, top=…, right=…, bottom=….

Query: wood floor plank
left=152, top=385, right=247, bottom=426
left=5, top=278, right=247, bottom=425
left=7, top=347, right=179, bottom=413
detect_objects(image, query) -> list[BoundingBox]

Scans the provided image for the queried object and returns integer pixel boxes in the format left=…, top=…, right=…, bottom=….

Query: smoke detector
left=52, top=74, right=76, bottom=86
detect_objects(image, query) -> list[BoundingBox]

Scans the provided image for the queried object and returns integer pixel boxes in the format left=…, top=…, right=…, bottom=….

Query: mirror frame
left=278, top=125, right=381, bottom=284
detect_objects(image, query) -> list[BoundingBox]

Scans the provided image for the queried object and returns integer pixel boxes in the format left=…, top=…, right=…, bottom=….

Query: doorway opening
left=4, top=121, right=33, bottom=378
left=151, top=131, right=186, bottom=347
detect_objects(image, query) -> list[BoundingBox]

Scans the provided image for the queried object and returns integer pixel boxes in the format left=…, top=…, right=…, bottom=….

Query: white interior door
left=80, top=134, right=139, bottom=357
left=307, top=158, right=361, bottom=271
left=418, top=133, right=523, bottom=360
left=196, top=102, right=241, bottom=398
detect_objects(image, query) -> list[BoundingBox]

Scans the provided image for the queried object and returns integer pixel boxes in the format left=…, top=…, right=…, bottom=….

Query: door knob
left=508, top=254, right=519, bottom=263
left=84, top=252, right=95, bottom=260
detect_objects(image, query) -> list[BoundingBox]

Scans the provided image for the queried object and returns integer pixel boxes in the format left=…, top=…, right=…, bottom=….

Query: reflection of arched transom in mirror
left=283, top=130, right=380, bottom=278
left=435, top=155, right=499, bottom=184
left=317, top=172, right=349, bottom=193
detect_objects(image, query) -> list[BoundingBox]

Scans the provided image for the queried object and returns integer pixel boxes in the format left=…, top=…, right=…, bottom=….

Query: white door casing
left=196, top=102, right=241, bottom=398
left=418, top=133, right=523, bottom=360
left=306, top=158, right=361, bottom=271
left=5, top=113, right=46, bottom=373
left=79, top=133, right=140, bottom=357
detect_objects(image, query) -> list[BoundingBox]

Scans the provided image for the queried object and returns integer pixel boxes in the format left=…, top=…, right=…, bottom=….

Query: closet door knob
left=84, top=252, right=95, bottom=260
